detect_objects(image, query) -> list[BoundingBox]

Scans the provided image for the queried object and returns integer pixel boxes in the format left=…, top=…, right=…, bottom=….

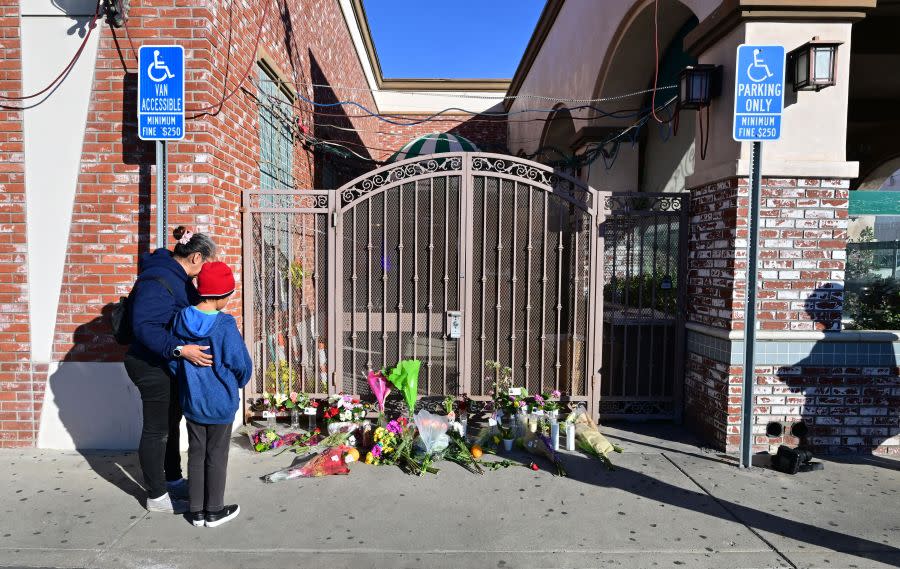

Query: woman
left=125, top=226, right=216, bottom=513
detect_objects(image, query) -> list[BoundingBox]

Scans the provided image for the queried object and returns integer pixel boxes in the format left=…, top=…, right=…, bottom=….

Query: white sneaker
left=146, top=492, right=188, bottom=514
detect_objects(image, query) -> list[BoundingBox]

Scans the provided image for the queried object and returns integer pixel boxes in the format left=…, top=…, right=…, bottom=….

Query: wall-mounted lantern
left=787, top=37, right=842, bottom=92
left=678, top=64, right=723, bottom=110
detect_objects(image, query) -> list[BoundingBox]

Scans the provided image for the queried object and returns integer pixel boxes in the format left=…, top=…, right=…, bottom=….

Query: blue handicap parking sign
left=733, top=45, right=785, bottom=141
left=138, top=45, right=185, bottom=141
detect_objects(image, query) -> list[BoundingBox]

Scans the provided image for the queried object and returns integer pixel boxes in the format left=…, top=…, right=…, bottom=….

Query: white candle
left=565, top=423, right=576, bottom=451
left=551, top=421, right=560, bottom=451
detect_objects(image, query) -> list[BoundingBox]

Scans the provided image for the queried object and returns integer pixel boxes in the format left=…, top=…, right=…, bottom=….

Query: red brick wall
left=683, top=352, right=731, bottom=450
left=0, top=1, right=36, bottom=448
left=686, top=177, right=849, bottom=333
left=54, top=1, right=505, bottom=363
left=752, top=364, right=899, bottom=455
left=684, top=175, right=900, bottom=456
left=369, top=115, right=508, bottom=162
left=0, top=1, right=504, bottom=446
left=756, top=178, right=849, bottom=332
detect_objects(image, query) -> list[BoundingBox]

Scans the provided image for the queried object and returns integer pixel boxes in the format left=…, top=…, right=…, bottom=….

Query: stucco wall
left=507, top=0, right=719, bottom=158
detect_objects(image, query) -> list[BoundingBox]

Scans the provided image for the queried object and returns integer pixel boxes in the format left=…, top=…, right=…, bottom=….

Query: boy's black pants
left=186, top=420, right=233, bottom=513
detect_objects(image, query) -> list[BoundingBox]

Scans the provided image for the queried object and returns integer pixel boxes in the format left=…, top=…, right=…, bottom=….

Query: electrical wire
left=0, top=0, right=101, bottom=105
left=205, top=0, right=235, bottom=118
left=252, top=85, right=681, bottom=175
left=250, top=81, right=627, bottom=169
left=255, top=77, right=677, bottom=105
left=651, top=0, right=664, bottom=123
left=255, top=83, right=668, bottom=127
left=697, top=103, right=711, bottom=160
left=187, top=0, right=269, bottom=118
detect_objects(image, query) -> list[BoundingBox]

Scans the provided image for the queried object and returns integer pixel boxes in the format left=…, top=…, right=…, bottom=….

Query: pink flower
left=289, top=391, right=298, bottom=403
left=551, top=390, right=561, bottom=399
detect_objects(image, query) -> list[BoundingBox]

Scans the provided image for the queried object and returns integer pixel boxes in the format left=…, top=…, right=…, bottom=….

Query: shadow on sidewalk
left=50, top=304, right=147, bottom=508
left=557, top=450, right=898, bottom=566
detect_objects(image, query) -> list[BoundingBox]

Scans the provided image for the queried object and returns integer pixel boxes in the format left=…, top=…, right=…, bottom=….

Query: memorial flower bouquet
left=250, top=428, right=285, bottom=452
left=568, top=407, right=623, bottom=470
left=322, top=394, right=367, bottom=425
left=285, top=391, right=310, bottom=411
left=365, top=419, right=403, bottom=466
left=264, top=391, right=289, bottom=413
left=366, top=417, right=437, bottom=475
left=542, top=390, right=563, bottom=415
left=521, top=427, right=567, bottom=477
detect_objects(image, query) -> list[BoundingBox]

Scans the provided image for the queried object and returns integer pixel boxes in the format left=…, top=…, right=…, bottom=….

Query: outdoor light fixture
left=787, top=37, right=842, bottom=91
left=678, top=64, right=723, bottom=110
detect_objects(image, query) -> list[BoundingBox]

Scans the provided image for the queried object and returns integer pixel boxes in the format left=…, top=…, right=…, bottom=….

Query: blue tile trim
left=686, top=329, right=900, bottom=367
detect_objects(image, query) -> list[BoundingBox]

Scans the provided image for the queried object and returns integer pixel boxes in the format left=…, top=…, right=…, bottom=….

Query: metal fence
left=242, top=190, right=330, bottom=413
left=599, top=194, right=688, bottom=420
left=242, top=153, right=689, bottom=421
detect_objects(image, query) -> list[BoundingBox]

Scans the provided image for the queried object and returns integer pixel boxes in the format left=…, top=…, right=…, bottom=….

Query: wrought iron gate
left=599, top=194, right=688, bottom=420
left=331, top=154, right=603, bottom=415
left=242, top=154, right=687, bottom=421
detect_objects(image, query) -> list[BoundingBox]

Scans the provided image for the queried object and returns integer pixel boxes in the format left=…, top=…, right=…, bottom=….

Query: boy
left=169, top=261, right=252, bottom=527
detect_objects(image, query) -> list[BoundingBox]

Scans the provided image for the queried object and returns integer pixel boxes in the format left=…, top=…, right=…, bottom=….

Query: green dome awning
left=387, top=132, right=480, bottom=163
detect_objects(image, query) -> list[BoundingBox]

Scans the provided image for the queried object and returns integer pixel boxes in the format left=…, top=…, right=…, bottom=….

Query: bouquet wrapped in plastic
left=567, top=407, right=623, bottom=470
left=262, top=445, right=353, bottom=482
left=367, top=370, right=391, bottom=422
left=413, top=409, right=450, bottom=454
left=386, top=359, right=420, bottom=416
left=521, top=427, right=567, bottom=476
left=249, top=428, right=285, bottom=452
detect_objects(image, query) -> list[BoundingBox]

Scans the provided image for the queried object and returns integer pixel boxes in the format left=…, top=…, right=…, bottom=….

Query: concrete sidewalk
left=1, top=425, right=897, bottom=569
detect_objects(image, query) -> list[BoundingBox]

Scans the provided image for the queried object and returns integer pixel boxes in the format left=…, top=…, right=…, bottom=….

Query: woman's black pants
left=124, top=354, right=183, bottom=499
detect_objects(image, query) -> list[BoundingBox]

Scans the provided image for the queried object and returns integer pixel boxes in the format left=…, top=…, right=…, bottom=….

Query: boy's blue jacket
left=169, top=307, right=253, bottom=425
left=129, top=248, right=200, bottom=365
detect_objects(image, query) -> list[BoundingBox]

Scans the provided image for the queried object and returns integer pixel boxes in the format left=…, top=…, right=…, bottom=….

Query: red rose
left=530, top=462, right=539, bottom=471
left=312, top=401, right=319, bottom=408
left=351, top=398, right=360, bottom=404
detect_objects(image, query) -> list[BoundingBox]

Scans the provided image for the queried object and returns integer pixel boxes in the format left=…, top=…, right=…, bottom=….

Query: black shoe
left=189, top=511, right=206, bottom=527
left=205, top=504, right=240, bottom=528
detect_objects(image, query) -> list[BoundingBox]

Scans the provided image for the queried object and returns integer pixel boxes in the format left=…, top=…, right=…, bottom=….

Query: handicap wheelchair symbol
left=147, top=50, right=176, bottom=83
left=746, top=49, right=774, bottom=83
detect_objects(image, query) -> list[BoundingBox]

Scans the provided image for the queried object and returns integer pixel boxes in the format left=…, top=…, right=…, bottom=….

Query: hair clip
left=178, top=230, right=193, bottom=245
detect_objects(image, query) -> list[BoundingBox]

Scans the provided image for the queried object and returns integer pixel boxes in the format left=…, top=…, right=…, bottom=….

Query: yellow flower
left=365, top=452, right=374, bottom=465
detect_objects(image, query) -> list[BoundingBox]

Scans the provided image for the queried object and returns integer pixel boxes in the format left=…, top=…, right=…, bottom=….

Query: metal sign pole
left=155, top=140, right=167, bottom=249
left=733, top=44, right=784, bottom=469
left=740, top=140, right=762, bottom=469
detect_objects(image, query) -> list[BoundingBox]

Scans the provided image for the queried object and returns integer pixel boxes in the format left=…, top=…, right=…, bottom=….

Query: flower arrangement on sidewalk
left=250, top=427, right=320, bottom=453
left=322, top=394, right=367, bottom=424
left=249, top=357, right=622, bottom=481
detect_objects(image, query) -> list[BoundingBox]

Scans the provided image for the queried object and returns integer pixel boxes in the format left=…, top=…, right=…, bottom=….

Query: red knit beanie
left=197, top=261, right=235, bottom=297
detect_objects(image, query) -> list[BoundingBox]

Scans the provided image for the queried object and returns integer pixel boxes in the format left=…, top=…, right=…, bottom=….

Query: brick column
left=0, top=2, right=36, bottom=448
left=682, top=176, right=898, bottom=455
